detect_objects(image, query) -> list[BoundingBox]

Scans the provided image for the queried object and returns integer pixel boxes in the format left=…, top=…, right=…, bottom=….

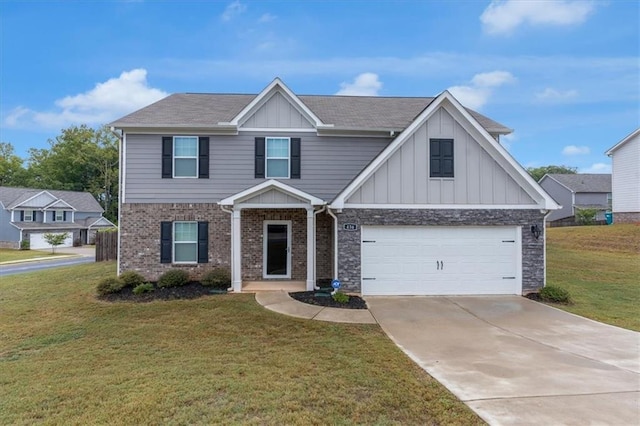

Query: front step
left=241, top=280, right=306, bottom=293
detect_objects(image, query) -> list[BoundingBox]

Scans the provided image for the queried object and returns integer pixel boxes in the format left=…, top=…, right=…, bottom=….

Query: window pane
left=267, top=138, right=289, bottom=157
left=175, top=222, right=197, bottom=242
left=175, top=158, right=197, bottom=177
left=174, top=137, right=197, bottom=156
left=267, top=159, right=289, bottom=178
left=175, top=243, right=197, bottom=262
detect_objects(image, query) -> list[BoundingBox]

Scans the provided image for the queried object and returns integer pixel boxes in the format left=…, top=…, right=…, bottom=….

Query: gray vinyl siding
left=575, top=192, right=609, bottom=206
left=539, top=177, right=573, bottom=221
left=0, top=208, right=20, bottom=242
left=124, top=132, right=391, bottom=203
left=241, top=92, right=314, bottom=129
left=346, top=107, right=536, bottom=206
left=611, top=135, right=640, bottom=213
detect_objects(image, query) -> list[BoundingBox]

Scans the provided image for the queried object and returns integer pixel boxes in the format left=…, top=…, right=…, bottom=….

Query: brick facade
left=335, top=208, right=546, bottom=294
left=613, top=212, right=640, bottom=224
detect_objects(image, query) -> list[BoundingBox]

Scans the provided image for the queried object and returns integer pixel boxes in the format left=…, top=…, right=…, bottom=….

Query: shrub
left=539, top=285, right=572, bottom=304
left=332, top=291, right=350, bottom=304
left=119, top=271, right=146, bottom=288
left=201, top=268, right=231, bottom=289
left=20, top=240, right=30, bottom=250
left=97, top=277, right=124, bottom=296
left=575, top=208, right=597, bottom=225
left=157, top=269, right=190, bottom=288
left=133, top=283, right=155, bottom=295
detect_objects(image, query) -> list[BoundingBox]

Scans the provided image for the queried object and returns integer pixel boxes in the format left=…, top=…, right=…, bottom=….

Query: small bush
left=20, top=240, right=30, bottom=250
left=119, top=271, right=146, bottom=288
left=575, top=208, right=597, bottom=225
left=157, top=269, right=190, bottom=288
left=73, top=238, right=82, bottom=247
left=332, top=291, right=350, bottom=304
left=133, top=283, right=155, bottom=295
left=97, top=277, right=124, bottom=296
left=540, top=285, right=572, bottom=304
left=201, top=268, right=231, bottom=289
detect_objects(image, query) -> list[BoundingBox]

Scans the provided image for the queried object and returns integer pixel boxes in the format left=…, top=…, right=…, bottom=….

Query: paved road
left=0, top=256, right=95, bottom=277
left=367, top=296, right=640, bottom=426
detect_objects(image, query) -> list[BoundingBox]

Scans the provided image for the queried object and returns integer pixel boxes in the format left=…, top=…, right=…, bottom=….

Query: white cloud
left=481, top=0, right=597, bottom=35
left=336, top=73, right=382, bottom=96
left=448, top=71, right=515, bottom=110
left=4, top=69, right=167, bottom=129
left=535, top=87, right=579, bottom=102
left=221, top=0, right=246, bottom=21
left=580, top=162, right=611, bottom=173
left=258, top=13, right=276, bottom=23
left=562, top=145, right=590, bottom=156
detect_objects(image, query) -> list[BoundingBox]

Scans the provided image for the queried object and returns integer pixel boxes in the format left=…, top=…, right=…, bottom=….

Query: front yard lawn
left=0, top=262, right=482, bottom=425
left=546, top=224, right=640, bottom=331
left=0, top=248, right=67, bottom=263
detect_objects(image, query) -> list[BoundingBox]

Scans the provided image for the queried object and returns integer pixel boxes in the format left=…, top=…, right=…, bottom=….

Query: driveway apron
left=366, top=296, right=640, bottom=425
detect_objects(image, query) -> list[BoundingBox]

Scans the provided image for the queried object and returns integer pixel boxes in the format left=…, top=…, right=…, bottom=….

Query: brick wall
left=335, top=208, right=546, bottom=294
left=315, top=212, right=334, bottom=283
left=613, top=212, right=640, bottom=224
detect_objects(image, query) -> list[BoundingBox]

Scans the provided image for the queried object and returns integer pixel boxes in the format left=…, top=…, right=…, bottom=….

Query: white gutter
left=313, top=205, right=327, bottom=289
left=327, top=208, right=339, bottom=280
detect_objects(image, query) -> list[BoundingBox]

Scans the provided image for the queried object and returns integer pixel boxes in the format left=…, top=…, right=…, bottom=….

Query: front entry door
left=263, top=221, right=291, bottom=278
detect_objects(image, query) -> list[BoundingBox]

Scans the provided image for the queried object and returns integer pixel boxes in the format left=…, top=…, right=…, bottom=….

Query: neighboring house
left=111, top=78, right=559, bottom=296
left=606, top=128, right=640, bottom=223
left=0, top=187, right=116, bottom=249
left=538, top=174, right=612, bottom=223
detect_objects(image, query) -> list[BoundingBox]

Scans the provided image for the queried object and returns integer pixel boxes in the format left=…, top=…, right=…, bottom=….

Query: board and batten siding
left=124, top=132, right=390, bottom=203
left=611, top=135, right=640, bottom=213
left=240, top=189, right=305, bottom=205
left=345, top=107, right=536, bottom=206
left=241, top=92, right=314, bottom=129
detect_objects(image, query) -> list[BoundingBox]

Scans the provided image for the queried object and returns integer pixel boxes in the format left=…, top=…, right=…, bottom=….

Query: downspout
left=220, top=205, right=235, bottom=292
left=313, top=204, right=327, bottom=289
left=327, top=208, right=339, bottom=280
left=541, top=209, right=553, bottom=289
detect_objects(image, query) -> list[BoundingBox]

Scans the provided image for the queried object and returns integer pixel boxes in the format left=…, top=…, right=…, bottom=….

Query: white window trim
left=265, top=137, right=291, bottom=179
left=23, top=210, right=34, bottom=222
left=55, top=210, right=64, bottom=221
left=173, top=136, right=199, bottom=179
left=263, top=220, right=292, bottom=279
left=173, top=221, right=198, bottom=264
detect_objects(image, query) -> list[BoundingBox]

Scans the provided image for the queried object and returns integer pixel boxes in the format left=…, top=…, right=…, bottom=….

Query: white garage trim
left=361, top=226, right=522, bottom=296
left=29, top=232, right=74, bottom=250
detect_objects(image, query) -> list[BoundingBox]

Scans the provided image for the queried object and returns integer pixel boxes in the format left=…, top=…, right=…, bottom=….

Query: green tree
left=43, top=232, right=69, bottom=253
left=527, top=165, right=578, bottom=182
left=0, top=142, right=29, bottom=186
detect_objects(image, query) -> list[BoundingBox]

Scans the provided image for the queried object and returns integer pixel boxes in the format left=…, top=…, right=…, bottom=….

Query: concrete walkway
left=366, top=296, right=640, bottom=426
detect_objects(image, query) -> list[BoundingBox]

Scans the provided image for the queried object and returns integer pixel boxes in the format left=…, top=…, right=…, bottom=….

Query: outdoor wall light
left=530, top=224, right=541, bottom=239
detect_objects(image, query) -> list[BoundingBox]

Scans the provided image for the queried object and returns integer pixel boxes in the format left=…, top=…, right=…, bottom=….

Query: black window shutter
left=52, top=211, right=56, bottom=222
left=198, top=137, right=209, bottom=179
left=20, top=210, right=24, bottom=221
left=63, top=211, right=67, bottom=221
left=441, top=139, right=454, bottom=177
left=32, top=210, right=36, bottom=220
left=197, top=222, right=208, bottom=263
left=255, top=137, right=265, bottom=178
left=429, top=139, right=454, bottom=178
left=162, top=137, right=173, bottom=178
left=160, top=221, right=172, bottom=263
left=291, top=138, right=301, bottom=179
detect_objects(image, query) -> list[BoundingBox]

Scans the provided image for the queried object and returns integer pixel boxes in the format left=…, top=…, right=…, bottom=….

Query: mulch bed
left=98, top=282, right=226, bottom=303
left=289, top=290, right=368, bottom=310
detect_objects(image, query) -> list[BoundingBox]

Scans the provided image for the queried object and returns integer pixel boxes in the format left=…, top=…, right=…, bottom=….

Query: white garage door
left=30, top=232, right=74, bottom=250
left=361, top=226, right=521, bottom=295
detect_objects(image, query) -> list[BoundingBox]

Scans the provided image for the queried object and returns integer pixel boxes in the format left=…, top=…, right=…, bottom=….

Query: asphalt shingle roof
left=547, top=174, right=612, bottom=193
left=0, top=187, right=103, bottom=212
left=111, top=93, right=511, bottom=133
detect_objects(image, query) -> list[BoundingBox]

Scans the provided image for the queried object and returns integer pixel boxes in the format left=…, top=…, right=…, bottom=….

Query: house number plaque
left=343, top=223, right=358, bottom=231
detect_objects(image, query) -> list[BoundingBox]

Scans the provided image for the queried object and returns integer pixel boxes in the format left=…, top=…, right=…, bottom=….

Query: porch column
left=232, top=208, right=242, bottom=292
left=306, top=207, right=314, bottom=291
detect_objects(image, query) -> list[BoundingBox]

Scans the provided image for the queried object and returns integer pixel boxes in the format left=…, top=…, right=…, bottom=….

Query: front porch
left=241, top=280, right=306, bottom=293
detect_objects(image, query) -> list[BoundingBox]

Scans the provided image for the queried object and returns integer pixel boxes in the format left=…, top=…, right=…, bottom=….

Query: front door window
left=264, top=221, right=291, bottom=278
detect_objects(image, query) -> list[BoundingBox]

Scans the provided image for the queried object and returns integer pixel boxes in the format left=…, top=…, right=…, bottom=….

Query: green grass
left=546, top=224, right=640, bottom=331
left=0, top=248, right=68, bottom=263
left=0, top=262, right=482, bottom=425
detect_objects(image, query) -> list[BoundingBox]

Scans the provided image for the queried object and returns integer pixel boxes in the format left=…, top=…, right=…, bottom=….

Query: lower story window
left=174, top=222, right=197, bottom=263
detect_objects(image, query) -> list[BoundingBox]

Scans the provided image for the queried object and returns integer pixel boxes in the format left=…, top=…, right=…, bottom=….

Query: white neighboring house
left=606, top=128, right=640, bottom=223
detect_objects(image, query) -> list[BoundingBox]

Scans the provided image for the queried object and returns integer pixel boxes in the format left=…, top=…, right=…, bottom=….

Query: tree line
left=1, top=125, right=119, bottom=223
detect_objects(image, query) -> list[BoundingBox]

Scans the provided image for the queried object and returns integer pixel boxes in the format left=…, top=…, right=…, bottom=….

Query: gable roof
left=110, top=80, right=511, bottom=135
left=541, top=174, right=612, bottom=193
left=0, top=186, right=103, bottom=212
left=219, top=180, right=325, bottom=206
left=606, top=127, right=640, bottom=155
left=331, top=90, right=559, bottom=210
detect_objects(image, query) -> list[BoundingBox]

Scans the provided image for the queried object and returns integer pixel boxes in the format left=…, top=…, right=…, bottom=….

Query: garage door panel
left=361, top=226, right=520, bottom=296
left=30, top=232, right=74, bottom=250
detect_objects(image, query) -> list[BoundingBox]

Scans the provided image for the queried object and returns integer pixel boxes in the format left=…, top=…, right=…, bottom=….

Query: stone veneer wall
left=119, top=203, right=231, bottom=281
left=336, top=209, right=546, bottom=294
left=613, top=212, right=640, bottom=224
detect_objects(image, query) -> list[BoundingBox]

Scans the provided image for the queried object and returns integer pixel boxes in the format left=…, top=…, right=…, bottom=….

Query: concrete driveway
left=366, top=296, right=639, bottom=425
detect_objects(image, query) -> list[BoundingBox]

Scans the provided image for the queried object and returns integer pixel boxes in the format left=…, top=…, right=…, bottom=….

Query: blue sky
left=1, top=0, right=638, bottom=174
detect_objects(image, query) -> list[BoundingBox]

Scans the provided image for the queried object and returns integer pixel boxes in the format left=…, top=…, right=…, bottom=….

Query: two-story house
left=0, top=186, right=116, bottom=249
left=111, top=78, right=558, bottom=296
left=538, top=174, right=612, bottom=224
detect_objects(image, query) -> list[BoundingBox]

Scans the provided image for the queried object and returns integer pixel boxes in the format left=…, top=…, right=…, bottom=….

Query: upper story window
left=55, top=210, right=65, bottom=221
left=174, top=136, right=198, bottom=178
left=23, top=210, right=34, bottom=222
left=430, top=139, right=454, bottom=178
left=266, top=137, right=290, bottom=178
left=162, top=136, right=209, bottom=179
